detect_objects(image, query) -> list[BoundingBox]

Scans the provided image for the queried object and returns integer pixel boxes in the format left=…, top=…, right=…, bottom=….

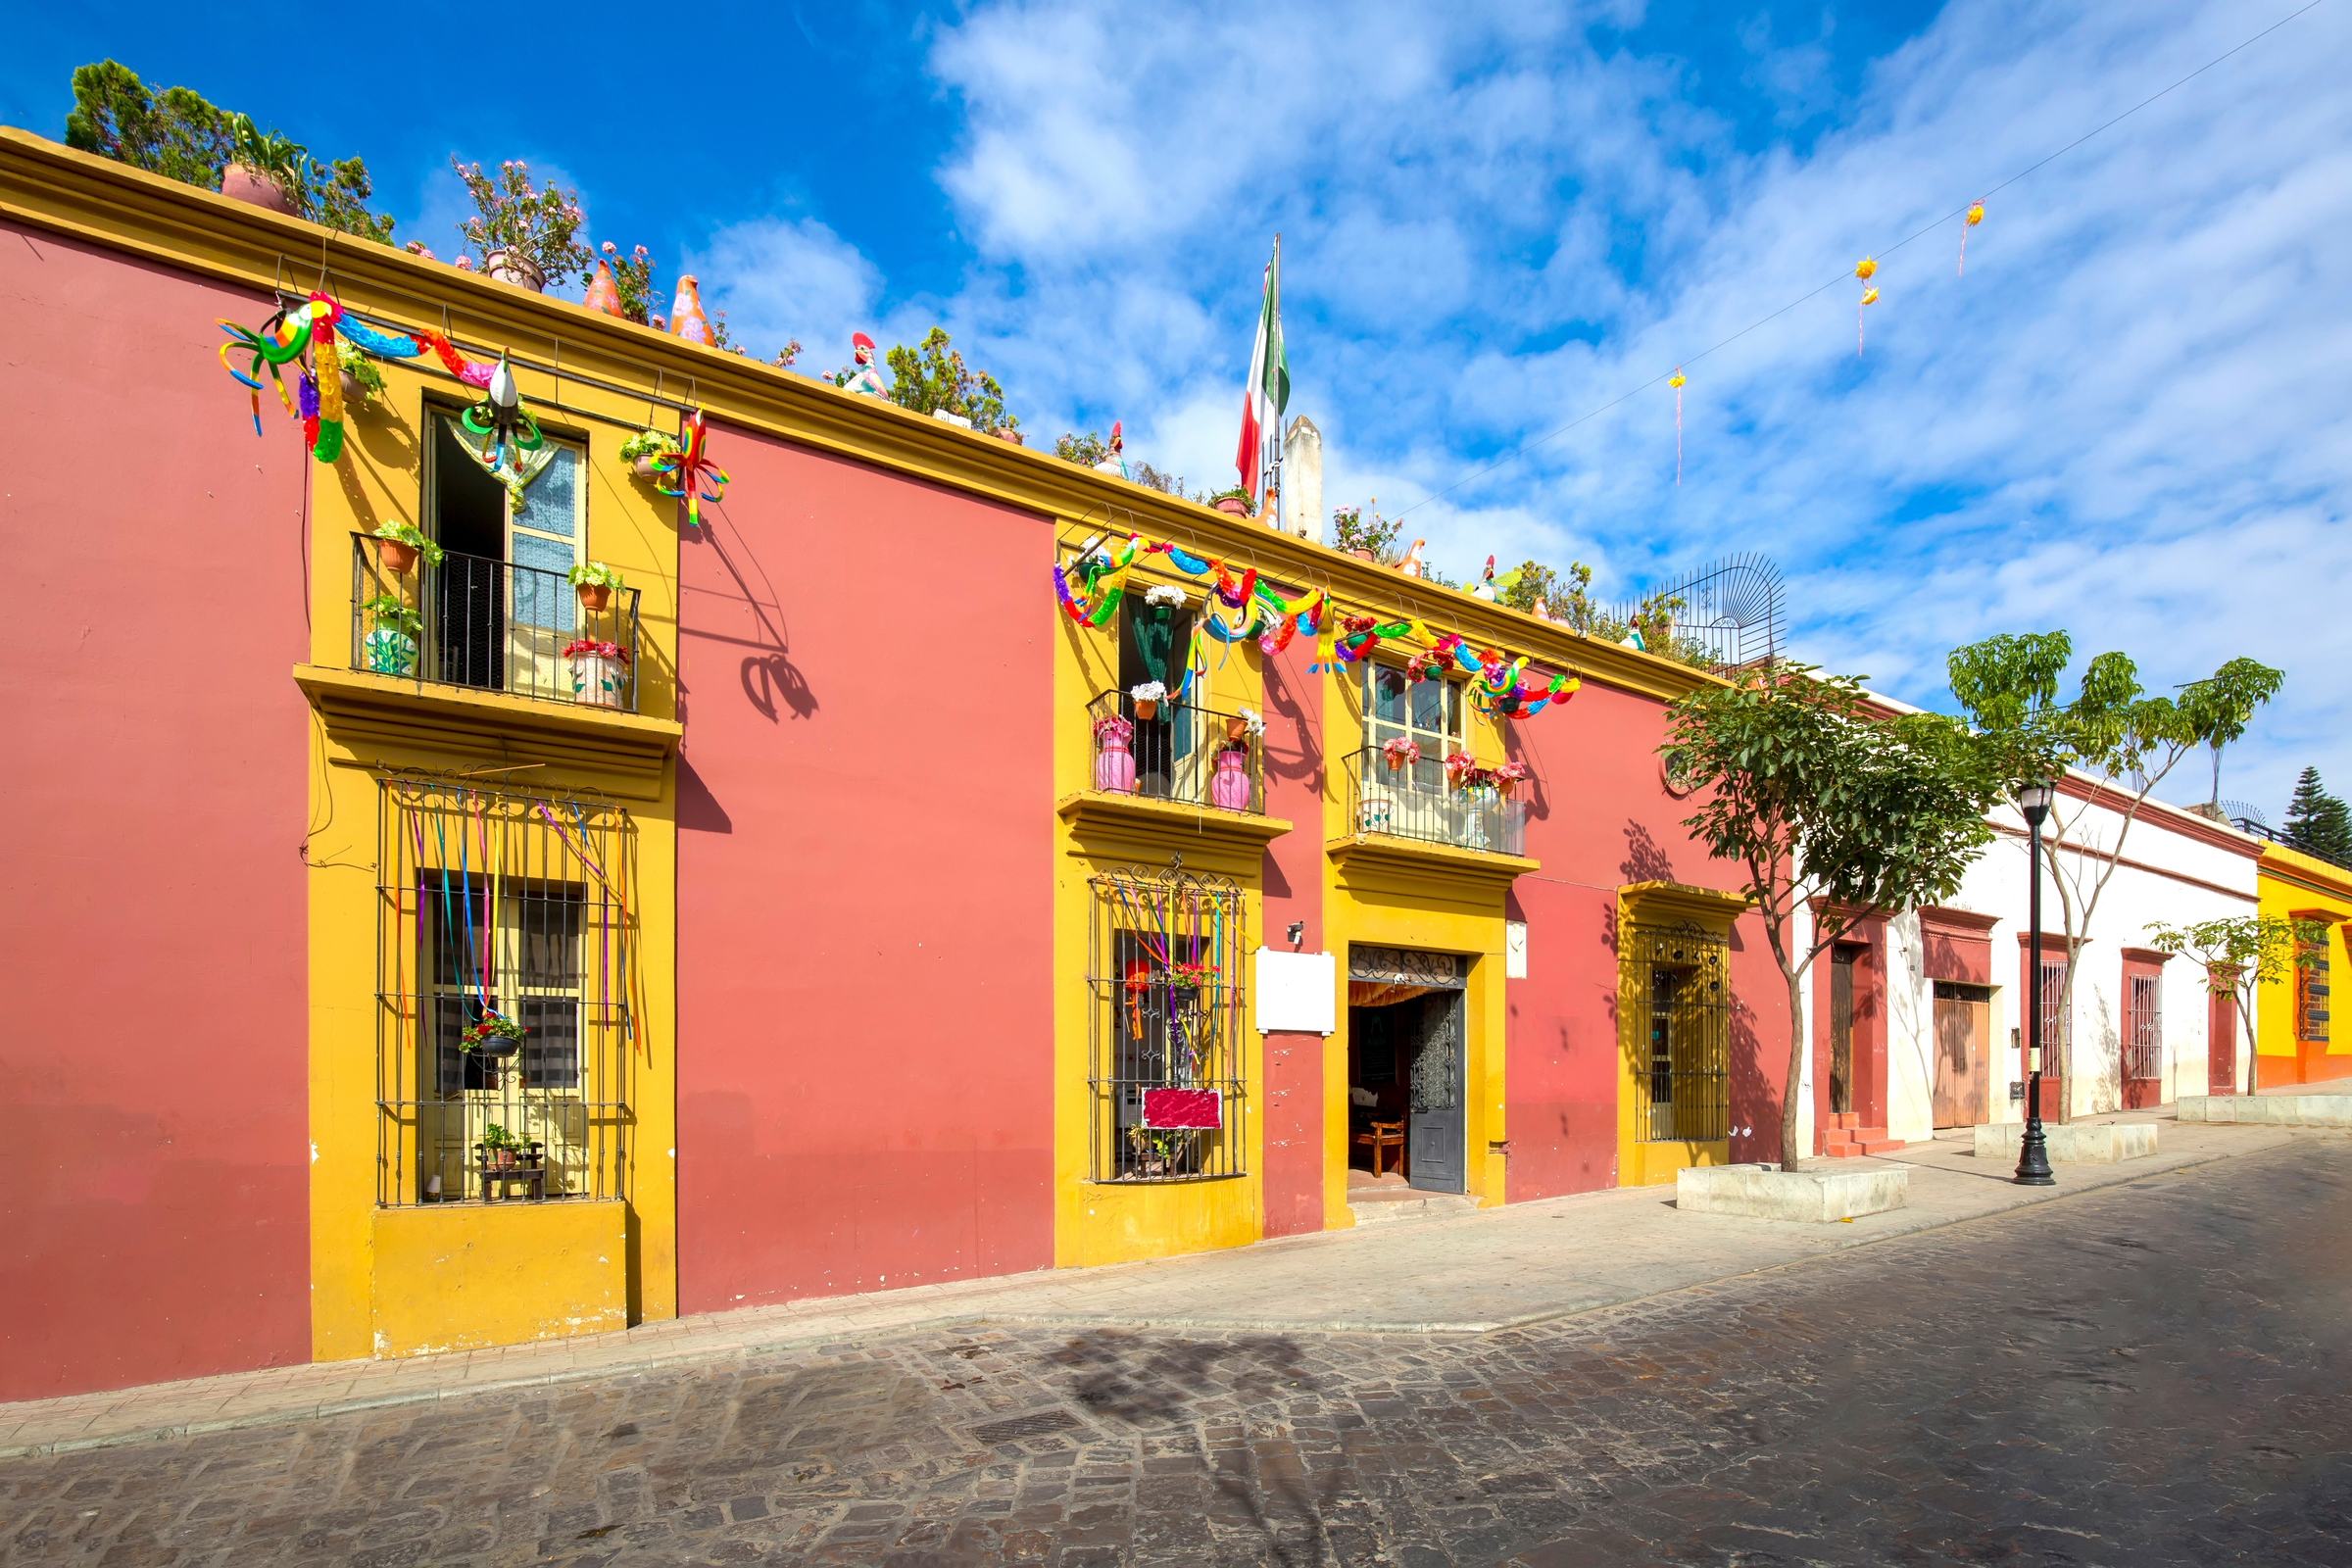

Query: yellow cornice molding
left=8, top=126, right=1721, bottom=709
left=1325, top=833, right=1539, bottom=894
left=1055, top=791, right=1294, bottom=868
left=1618, top=879, right=1753, bottom=930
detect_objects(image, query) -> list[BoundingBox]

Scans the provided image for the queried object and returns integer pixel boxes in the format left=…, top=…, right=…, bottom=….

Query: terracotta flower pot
left=993, top=428, right=1025, bottom=445
left=1350, top=549, right=1375, bottom=562
left=219, top=163, right=295, bottom=214
left=1213, top=497, right=1251, bottom=518
left=668, top=274, right=715, bottom=346
left=576, top=583, right=613, bottom=612
left=1133, top=698, right=1158, bottom=721
left=485, top=250, right=546, bottom=292
left=376, top=539, right=418, bottom=573
left=338, top=369, right=365, bottom=406
left=1224, top=716, right=1250, bottom=745
left=1384, top=753, right=1408, bottom=772
left=584, top=259, right=624, bottom=317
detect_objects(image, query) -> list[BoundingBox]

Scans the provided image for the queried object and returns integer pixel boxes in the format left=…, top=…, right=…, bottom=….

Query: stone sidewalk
left=0, top=1115, right=2309, bottom=1462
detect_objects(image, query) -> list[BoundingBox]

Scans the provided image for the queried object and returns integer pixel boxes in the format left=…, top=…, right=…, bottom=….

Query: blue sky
left=5, top=0, right=2345, bottom=818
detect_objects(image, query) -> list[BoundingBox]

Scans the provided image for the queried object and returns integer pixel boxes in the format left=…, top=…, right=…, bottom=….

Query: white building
left=1792, top=758, right=2262, bottom=1157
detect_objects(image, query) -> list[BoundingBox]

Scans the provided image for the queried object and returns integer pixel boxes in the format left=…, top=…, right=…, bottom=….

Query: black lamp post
left=2014, top=778, right=2056, bottom=1187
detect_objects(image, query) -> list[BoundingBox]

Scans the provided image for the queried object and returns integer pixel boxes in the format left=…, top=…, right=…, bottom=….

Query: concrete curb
left=0, top=1127, right=2311, bottom=1462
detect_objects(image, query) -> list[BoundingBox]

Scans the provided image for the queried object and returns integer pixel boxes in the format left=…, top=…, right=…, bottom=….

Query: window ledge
left=1326, top=832, right=1540, bottom=889
left=1056, top=790, right=1293, bottom=857
left=295, top=663, right=679, bottom=799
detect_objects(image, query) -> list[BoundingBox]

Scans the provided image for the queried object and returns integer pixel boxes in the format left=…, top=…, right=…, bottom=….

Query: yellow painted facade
left=2255, top=843, right=2352, bottom=1086
left=1613, top=882, right=1749, bottom=1186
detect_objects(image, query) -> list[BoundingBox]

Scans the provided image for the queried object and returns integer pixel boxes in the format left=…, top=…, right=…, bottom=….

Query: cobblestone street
left=6, top=1140, right=2350, bottom=1568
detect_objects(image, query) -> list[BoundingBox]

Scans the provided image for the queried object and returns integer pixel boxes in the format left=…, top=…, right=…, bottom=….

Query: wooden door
left=1406, top=991, right=1466, bottom=1193
left=2209, top=986, right=2239, bottom=1096
left=1932, top=987, right=1990, bottom=1128
left=1829, top=947, right=1858, bottom=1114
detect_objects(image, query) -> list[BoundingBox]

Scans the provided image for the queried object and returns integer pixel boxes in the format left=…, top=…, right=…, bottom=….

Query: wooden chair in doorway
left=1354, top=1118, right=1404, bottom=1178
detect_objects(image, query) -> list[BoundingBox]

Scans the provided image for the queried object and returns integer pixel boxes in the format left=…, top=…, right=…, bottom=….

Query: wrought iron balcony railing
left=349, top=534, right=641, bottom=712
left=1085, top=691, right=1265, bottom=815
left=1343, top=748, right=1528, bottom=857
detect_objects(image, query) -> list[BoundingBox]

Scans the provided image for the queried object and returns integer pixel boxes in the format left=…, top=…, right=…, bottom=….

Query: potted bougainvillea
left=564, top=638, right=630, bottom=709
left=452, top=157, right=591, bottom=293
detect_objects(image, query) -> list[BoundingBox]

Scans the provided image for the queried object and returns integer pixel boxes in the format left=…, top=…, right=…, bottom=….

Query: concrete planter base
left=2178, top=1095, right=2352, bottom=1127
left=1973, top=1122, right=2159, bottom=1163
left=1675, top=1163, right=1907, bottom=1223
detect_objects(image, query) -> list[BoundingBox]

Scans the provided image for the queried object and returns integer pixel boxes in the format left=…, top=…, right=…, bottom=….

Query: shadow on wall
left=1261, top=640, right=1322, bottom=789
left=1728, top=996, right=1766, bottom=1155
left=1622, top=819, right=1677, bottom=885
left=678, top=755, right=733, bottom=835
left=688, top=500, right=818, bottom=725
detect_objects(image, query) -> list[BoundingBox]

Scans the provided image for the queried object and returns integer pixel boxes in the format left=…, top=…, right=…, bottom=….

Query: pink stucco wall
left=672, top=425, right=1056, bottom=1313
left=0, top=223, right=312, bottom=1399
left=1256, top=623, right=1327, bottom=1237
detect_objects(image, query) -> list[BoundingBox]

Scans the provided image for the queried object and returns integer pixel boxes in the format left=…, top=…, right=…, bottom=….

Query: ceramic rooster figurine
left=1471, top=556, right=1498, bottom=601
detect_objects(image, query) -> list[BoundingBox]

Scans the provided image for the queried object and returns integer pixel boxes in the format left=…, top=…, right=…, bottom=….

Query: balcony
left=1059, top=692, right=1291, bottom=870
left=348, top=534, right=641, bottom=712
left=1342, top=748, right=1529, bottom=858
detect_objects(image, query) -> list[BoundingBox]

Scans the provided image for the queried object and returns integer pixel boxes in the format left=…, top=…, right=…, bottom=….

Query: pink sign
left=1142, top=1087, right=1222, bottom=1130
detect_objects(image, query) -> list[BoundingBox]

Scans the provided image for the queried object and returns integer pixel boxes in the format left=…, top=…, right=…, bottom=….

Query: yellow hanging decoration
left=1960, top=202, right=1984, bottom=274
left=1667, top=368, right=1686, bottom=485
left=1854, top=258, right=1880, bottom=357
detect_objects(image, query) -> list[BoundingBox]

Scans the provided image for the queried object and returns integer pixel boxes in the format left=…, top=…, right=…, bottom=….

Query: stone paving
left=4, top=1137, right=2349, bottom=1566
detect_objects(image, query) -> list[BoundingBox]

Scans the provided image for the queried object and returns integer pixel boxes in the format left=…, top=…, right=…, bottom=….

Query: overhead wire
left=1389, top=0, right=2331, bottom=521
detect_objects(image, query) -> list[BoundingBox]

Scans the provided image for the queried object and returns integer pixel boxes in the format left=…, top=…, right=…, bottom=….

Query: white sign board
left=1505, top=920, right=1528, bottom=979
left=1254, top=948, right=1336, bottom=1035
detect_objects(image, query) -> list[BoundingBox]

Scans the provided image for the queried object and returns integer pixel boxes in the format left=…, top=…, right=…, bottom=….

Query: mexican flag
left=1234, top=238, right=1290, bottom=504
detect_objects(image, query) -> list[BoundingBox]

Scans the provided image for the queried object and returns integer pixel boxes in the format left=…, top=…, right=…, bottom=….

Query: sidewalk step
left=1860, top=1139, right=1904, bottom=1156
left=1348, top=1193, right=1480, bottom=1227
left=1834, top=1111, right=1861, bottom=1129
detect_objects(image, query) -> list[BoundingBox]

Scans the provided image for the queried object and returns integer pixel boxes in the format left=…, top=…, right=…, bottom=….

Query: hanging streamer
left=1667, top=368, right=1686, bottom=485
left=1854, top=256, right=1879, bottom=357
left=1959, top=202, right=1984, bottom=275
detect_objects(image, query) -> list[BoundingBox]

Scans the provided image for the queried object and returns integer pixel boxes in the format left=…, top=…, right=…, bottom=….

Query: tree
left=2282, top=767, right=2352, bottom=866
left=1330, top=504, right=1400, bottom=562
left=1055, top=430, right=1110, bottom=466
left=1663, top=666, right=2008, bottom=1169
left=65, top=61, right=232, bottom=187
left=2143, top=915, right=2323, bottom=1097
left=1498, top=561, right=1560, bottom=613
left=1948, top=632, right=2283, bottom=1119
left=885, top=327, right=1018, bottom=435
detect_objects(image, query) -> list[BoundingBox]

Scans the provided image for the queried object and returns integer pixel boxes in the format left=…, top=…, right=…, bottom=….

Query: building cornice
left=2, top=126, right=1721, bottom=710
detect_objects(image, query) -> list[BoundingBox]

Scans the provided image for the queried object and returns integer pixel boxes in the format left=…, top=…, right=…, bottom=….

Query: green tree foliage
left=65, top=62, right=394, bottom=242
left=1055, top=430, right=1110, bottom=466
left=1497, top=561, right=1558, bottom=613
left=1947, top=631, right=2283, bottom=1117
left=1663, top=666, right=2008, bottom=1168
left=2282, top=767, right=2352, bottom=865
left=885, top=328, right=1018, bottom=434
left=2144, top=914, right=2326, bottom=1098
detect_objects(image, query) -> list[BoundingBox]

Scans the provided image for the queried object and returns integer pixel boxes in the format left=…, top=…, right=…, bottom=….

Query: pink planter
left=1209, top=750, right=1250, bottom=811
left=1096, top=737, right=1137, bottom=795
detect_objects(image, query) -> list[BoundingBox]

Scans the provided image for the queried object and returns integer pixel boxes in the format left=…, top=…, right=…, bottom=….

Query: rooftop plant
left=885, top=327, right=1019, bottom=435
left=452, top=157, right=590, bottom=281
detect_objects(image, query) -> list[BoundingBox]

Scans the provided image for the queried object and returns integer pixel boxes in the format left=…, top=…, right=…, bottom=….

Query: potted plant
left=1382, top=736, right=1421, bottom=772
left=1492, top=760, right=1532, bottom=799
left=371, top=520, right=442, bottom=574
left=1208, top=486, right=1255, bottom=519
left=360, top=595, right=421, bottom=675
left=1172, top=962, right=1218, bottom=992
left=1223, top=705, right=1264, bottom=748
left=219, top=116, right=304, bottom=215
left=338, top=348, right=387, bottom=412
left=568, top=561, right=625, bottom=612
left=478, top=1122, right=523, bottom=1173
left=1443, top=751, right=1483, bottom=789
left=620, top=427, right=680, bottom=478
left=564, top=638, right=631, bottom=709
left=1130, top=680, right=1166, bottom=722
left=1093, top=711, right=1137, bottom=794
left=452, top=158, right=592, bottom=293
left=462, top=1015, right=528, bottom=1058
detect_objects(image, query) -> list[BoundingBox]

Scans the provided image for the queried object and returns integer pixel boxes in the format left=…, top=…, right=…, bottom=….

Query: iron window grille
left=2298, top=938, right=2330, bottom=1045
left=1627, top=921, right=1730, bottom=1143
left=373, top=773, right=634, bottom=1206
left=2127, top=974, right=2164, bottom=1082
left=1086, top=860, right=1250, bottom=1182
left=2037, top=957, right=2070, bottom=1054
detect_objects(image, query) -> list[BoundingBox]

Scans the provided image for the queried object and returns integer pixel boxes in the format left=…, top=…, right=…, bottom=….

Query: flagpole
left=1267, top=234, right=1282, bottom=529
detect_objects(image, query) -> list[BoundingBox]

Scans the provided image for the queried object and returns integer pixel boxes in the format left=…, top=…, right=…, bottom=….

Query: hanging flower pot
left=1210, top=750, right=1251, bottom=811
left=1382, top=737, right=1421, bottom=773
left=564, top=639, right=630, bottom=709
left=584, top=259, right=624, bottom=317
left=577, top=583, right=612, bottom=612
left=485, top=249, right=547, bottom=292
left=569, top=563, right=624, bottom=614
left=377, top=539, right=417, bottom=573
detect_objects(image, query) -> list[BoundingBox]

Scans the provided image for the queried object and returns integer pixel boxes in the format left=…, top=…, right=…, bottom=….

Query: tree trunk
left=2241, top=991, right=2259, bottom=1099
left=1782, top=961, right=1809, bottom=1169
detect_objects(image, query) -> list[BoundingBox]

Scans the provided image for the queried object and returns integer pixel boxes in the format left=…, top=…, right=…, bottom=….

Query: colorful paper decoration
left=1667, top=368, right=1686, bottom=484
left=1854, top=257, right=1879, bottom=356
left=648, top=409, right=730, bottom=528
left=460, top=354, right=544, bottom=476
left=1960, top=202, right=1984, bottom=275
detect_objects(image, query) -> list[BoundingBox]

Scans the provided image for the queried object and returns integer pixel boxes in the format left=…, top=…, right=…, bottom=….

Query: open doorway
left=1346, top=947, right=1467, bottom=1198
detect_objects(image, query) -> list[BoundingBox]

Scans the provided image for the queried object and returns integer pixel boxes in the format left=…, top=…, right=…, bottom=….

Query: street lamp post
left=2014, top=779, right=2056, bottom=1187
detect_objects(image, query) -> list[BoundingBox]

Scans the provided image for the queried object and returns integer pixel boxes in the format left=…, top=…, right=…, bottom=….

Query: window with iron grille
left=1627, top=921, right=1729, bottom=1143
left=1086, top=861, right=1249, bottom=1182
left=2126, top=973, right=2163, bottom=1082
left=2299, top=937, right=2330, bottom=1045
left=2037, top=957, right=2069, bottom=1056
left=374, top=774, right=634, bottom=1206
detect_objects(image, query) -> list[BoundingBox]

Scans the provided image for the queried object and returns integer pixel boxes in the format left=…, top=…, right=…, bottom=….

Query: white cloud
left=681, top=217, right=887, bottom=368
